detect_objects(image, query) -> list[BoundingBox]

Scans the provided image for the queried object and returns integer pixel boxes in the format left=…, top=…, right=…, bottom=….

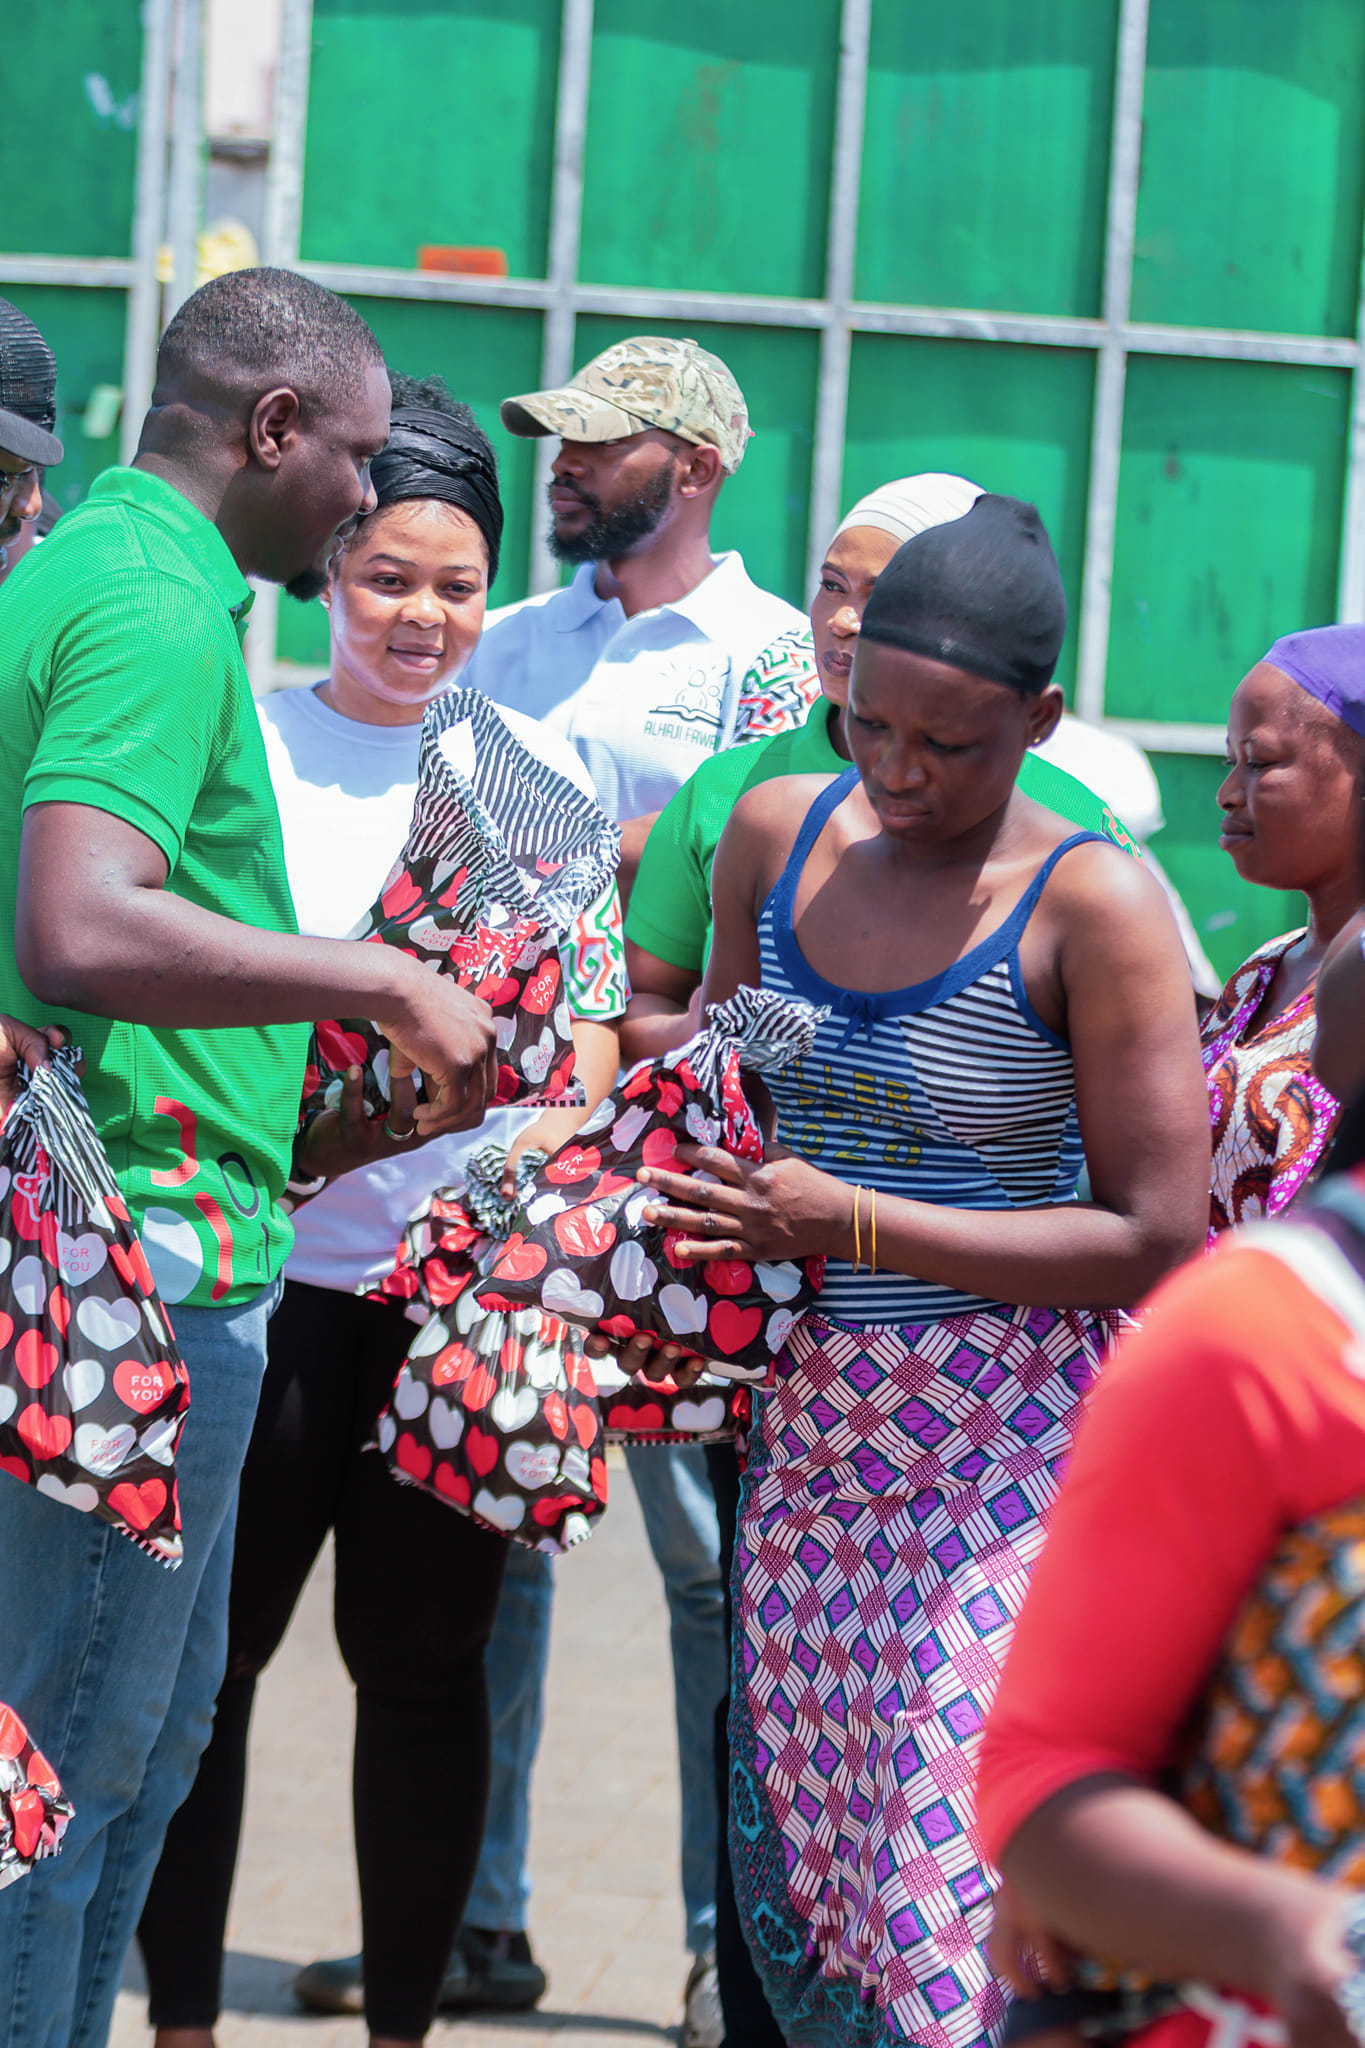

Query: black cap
left=0, top=298, right=64, bottom=468
left=861, top=493, right=1066, bottom=692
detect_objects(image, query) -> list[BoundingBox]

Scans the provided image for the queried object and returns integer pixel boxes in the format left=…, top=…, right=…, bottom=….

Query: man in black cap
left=0, top=296, right=64, bottom=575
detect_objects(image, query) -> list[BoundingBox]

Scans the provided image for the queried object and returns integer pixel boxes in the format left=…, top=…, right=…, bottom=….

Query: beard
left=285, top=562, right=330, bottom=602
left=548, top=457, right=675, bottom=564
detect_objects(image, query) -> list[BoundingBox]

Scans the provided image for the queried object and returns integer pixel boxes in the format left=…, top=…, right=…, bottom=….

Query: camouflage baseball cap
left=500, top=335, right=752, bottom=472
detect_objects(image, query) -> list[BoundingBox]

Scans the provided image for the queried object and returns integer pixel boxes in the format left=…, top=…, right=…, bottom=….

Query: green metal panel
left=857, top=0, right=1118, bottom=316
left=1, top=287, right=127, bottom=514
left=1106, top=356, right=1350, bottom=723
left=579, top=0, right=839, bottom=299
left=571, top=314, right=818, bottom=607
left=0, top=4, right=140, bottom=258
left=1134, top=0, right=1365, bottom=337
left=276, top=299, right=545, bottom=667
left=843, top=335, right=1096, bottom=701
left=299, top=0, right=562, bottom=273
left=1150, top=754, right=1306, bottom=983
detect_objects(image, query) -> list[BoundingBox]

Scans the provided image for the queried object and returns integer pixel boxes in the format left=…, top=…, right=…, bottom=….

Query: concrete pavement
left=111, top=1449, right=689, bottom=2048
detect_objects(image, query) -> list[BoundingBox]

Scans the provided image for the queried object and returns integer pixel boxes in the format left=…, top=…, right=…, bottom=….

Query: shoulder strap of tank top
left=988, top=830, right=1110, bottom=958
left=770, top=766, right=860, bottom=928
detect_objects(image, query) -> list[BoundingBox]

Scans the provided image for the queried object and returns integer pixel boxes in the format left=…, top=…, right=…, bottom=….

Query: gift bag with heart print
left=477, top=986, right=828, bottom=1378
left=301, top=689, right=620, bottom=1130
left=0, top=1702, right=73, bottom=1891
left=369, top=1144, right=606, bottom=1554
left=590, top=1351, right=747, bottom=1446
left=0, top=1047, right=189, bottom=1565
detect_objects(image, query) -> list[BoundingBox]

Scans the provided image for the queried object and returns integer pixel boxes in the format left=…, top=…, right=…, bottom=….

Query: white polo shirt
left=462, top=550, right=807, bottom=823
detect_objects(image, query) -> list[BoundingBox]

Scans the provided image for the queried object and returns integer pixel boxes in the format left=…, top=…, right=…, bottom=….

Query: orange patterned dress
left=1201, top=929, right=1340, bottom=1242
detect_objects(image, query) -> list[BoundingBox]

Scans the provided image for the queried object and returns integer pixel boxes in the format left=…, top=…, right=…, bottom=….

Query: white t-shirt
left=258, top=683, right=622, bottom=1296
left=462, top=550, right=807, bottom=822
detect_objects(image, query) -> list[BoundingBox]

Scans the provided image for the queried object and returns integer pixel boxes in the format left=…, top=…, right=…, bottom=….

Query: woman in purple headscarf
left=1201, top=625, right=1365, bottom=1236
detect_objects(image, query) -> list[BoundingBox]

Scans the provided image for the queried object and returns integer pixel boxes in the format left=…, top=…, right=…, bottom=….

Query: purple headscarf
left=1264, top=624, right=1365, bottom=741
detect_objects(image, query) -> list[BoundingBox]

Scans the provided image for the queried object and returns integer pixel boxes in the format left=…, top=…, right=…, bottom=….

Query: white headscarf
left=831, top=472, right=982, bottom=550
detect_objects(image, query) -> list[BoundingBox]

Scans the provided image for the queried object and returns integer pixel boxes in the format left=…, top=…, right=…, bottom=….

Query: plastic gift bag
left=0, top=1047, right=189, bottom=1566
left=370, top=1146, right=606, bottom=1554
left=477, top=987, right=827, bottom=1378
left=301, top=689, right=620, bottom=1127
left=0, top=1702, right=73, bottom=1891
left=589, top=1350, right=748, bottom=1446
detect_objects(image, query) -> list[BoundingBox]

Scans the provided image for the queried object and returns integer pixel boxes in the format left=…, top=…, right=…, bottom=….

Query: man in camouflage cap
left=500, top=332, right=751, bottom=475
left=458, top=335, right=815, bottom=2047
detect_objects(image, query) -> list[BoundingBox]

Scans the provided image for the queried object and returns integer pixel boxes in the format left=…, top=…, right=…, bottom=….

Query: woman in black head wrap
left=135, top=378, right=625, bottom=2046
left=630, top=495, right=1213, bottom=2048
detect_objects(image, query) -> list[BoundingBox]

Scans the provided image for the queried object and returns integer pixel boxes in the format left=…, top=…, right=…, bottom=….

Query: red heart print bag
left=0, top=1702, right=73, bottom=1892
left=476, top=987, right=828, bottom=1377
left=301, top=689, right=620, bottom=1129
left=0, top=1047, right=190, bottom=1565
left=370, top=1146, right=606, bottom=1553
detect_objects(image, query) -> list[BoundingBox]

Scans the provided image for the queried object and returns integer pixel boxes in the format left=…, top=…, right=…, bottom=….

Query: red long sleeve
left=977, top=1237, right=1365, bottom=1865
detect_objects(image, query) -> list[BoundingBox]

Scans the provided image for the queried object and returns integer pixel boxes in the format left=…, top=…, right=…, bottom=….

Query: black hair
left=157, top=266, right=384, bottom=410
left=360, top=370, right=503, bottom=583
left=860, top=494, right=1067, bottom=695
left=1322, top=1084, right=1365, bottom=1178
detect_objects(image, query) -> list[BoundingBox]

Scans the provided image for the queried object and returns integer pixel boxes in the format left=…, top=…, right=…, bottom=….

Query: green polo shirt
left=0, top=466, right=308, bottom=1308
left=625, top=696, right=1140, bottom=972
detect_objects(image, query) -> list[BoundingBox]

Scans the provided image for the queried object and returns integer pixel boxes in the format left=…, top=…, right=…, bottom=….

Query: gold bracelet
left=852, top=1184, right=863, bottom=1273
left=869, top=1186, right=877, bottom=1276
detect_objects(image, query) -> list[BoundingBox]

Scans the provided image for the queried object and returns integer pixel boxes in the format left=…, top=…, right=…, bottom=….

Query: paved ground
left=112, top=1450, right=687, bottom=2047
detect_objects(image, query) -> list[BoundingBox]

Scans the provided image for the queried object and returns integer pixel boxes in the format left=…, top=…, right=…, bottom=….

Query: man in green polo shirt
left=0, top=268, right=497, bottom=2047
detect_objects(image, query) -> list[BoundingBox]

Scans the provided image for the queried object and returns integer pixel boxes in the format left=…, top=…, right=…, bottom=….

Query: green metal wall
left=0, top=2, right=143, bottom=511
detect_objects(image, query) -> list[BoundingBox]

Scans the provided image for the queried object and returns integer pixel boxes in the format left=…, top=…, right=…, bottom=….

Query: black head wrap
left=369, top=401, right=504, bottom=584
left=859, top=493, right=1066, bottom=692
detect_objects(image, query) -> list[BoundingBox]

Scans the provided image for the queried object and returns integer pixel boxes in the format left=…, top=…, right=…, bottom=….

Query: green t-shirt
left=625, top=698, right=1140, bottom=972
left=0, top=466, right=308, bottom=1308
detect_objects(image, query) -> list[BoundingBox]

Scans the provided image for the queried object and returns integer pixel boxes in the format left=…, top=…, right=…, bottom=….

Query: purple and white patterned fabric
left=730, top=1302, right=1122, bottom=2048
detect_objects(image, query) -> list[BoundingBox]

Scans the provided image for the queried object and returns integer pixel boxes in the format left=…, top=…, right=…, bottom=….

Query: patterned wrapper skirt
left=730, top=1303, right=1121, bottom=2048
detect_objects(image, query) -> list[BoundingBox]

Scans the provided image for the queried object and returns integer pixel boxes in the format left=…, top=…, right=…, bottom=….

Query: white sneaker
left=682, top=1950, right=724, bottom=2048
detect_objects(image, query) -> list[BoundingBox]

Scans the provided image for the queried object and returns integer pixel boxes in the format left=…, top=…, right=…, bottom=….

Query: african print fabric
left=731, top=1302, right=1119, bottom=2048
left=1201, top=929, right=1339, bottom=1242
left=732, top=624, right=823, bottom=744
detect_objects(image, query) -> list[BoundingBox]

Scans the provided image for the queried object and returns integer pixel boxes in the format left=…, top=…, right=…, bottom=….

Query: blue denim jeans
left=465, top=1443, right=726, bottom=1955
left=0, top=1286, right=274, bottom=2048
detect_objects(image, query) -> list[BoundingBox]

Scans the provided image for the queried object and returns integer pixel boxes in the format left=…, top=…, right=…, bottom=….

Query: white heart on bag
left=560, top=1443, right=591, bottom=1491
left=11, top=1254, right=46, bottom=1317
left=473, top=1487, right=525, bottom=1532
left=526, top=1190, right=567, bottom=1226
left=611, top=1104, right=651, bottom=1152
left=36, top=1475, right=100, bottom=1514
left=609, top=1240, right=657, bottom=1302
left=0, top=1385, right=16, bottom=1425
left=670, top=1396, right=728, bottom=1435
left=73, top=1420, right=137, bottom=1476
left=453, top=1285, right=483, bottom=1335
left=76, top=1296, right=142, bottom=1353
left=140, top=1415, right=180, bottom=1466
left=525, top=1349, right=562, bottom=1389
left=57, top=1232, right=108, bottom=1286
left=766, top=1307, right=800, bottom=1352
left=496, top=1016, right=517, bottom=1050
left=63, top=1359, right=105, bottom=1411
left=577, top=1096, right=616, bottom=1139
left=393, top=1369, right=429, bottom=1420
left=541, top=1269, right=604, bottom=1322
left=659, top=1284, right=708, bottom=1336
left=684, top=1103, right=720, bottom=1145
left=0, top=1164, right=10, bottom=1200
left=491, top=1385, right=539, bottom=1431
left=428, top=1397, right=464, bottom=1449
left=756, top=1261, right=802, bottom=1302
left=142, top=1298, right=171, bottom=1347
left=505, top=1440, right=561, bottom=1489
left=513, top=1307, right=542, bottom=1336
left=520, top=1029, right=555, bottom=1085
left=0, top=1238, right=9, bottom=1277
left=376, top=1413, right=397, bottom=1453
left=623, top=1187, right=654, bottom=1231
left=409, top=1315, right=450, bottom=1358
left=406, top=916, right=458, bottom=954
left=561, top=1510, right=591, bottom=1547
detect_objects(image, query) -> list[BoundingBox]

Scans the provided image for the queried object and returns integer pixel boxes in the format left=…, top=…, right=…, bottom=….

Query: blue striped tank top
left=758, top=768, right=1106, bottom=1325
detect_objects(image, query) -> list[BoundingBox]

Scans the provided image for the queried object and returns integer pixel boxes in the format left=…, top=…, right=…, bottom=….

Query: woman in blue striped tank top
left=636, top=498, right=1211, bottom=2048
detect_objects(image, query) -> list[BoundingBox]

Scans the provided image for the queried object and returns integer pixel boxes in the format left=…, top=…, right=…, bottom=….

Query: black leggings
left=137, top=1280, right=508, bottom=2040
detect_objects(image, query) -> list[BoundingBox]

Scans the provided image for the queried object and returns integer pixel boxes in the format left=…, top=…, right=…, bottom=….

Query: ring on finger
left=384, top=1119, right=416, bottom=1143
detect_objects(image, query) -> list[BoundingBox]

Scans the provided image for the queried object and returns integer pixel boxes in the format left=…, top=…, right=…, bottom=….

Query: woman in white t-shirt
left=136, top=377, right=625, bottom=2048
